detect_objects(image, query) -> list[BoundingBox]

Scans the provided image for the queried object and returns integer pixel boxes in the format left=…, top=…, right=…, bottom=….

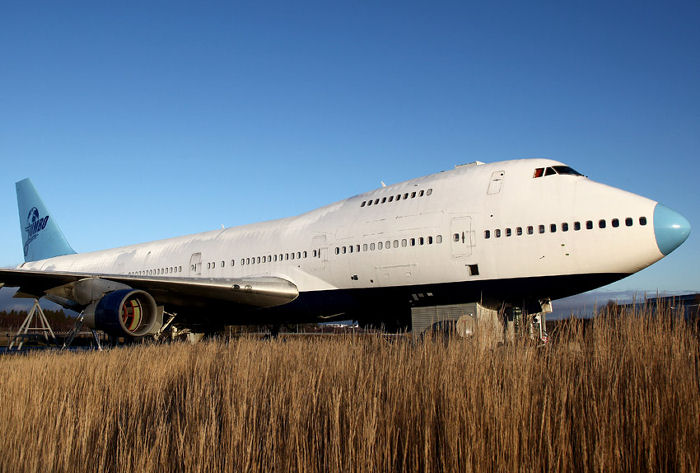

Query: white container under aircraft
left=0, top=158, right=691, bottom=338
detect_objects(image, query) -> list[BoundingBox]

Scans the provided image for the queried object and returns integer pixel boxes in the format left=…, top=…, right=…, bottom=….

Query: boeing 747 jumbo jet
left=0, top=159, right=691, bottom=338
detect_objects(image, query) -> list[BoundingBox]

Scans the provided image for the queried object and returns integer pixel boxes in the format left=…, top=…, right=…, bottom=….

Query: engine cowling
left=85, top=289, right=160, bottom=338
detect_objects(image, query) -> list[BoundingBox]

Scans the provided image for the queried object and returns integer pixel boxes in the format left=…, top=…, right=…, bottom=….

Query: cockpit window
left=552, top=165, right=582, bottom=176
left=533, top=165, right=583, bottom=178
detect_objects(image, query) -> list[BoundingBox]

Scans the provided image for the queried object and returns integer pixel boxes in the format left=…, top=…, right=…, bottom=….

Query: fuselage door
left=450, top=216, right=473, bottom=258
left=487, top=170, right=505, bottom=194
left=189, top=252, right=202, bottom=276
left=310, top=234, right=328, bottom=274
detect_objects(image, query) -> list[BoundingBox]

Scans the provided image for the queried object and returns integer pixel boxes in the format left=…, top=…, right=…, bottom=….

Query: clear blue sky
left=1, top=1, right=698, bottom=294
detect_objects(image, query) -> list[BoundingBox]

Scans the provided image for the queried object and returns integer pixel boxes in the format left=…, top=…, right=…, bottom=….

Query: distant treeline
left=0, top=309, right=75, bottom=331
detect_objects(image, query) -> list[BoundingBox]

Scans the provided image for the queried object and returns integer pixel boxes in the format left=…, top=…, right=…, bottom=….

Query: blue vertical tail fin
left=16, top=178, right=76, bottom=262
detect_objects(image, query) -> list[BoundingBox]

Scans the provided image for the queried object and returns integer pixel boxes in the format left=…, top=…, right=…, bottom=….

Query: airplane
left=0, top=158, right=691, bottom=338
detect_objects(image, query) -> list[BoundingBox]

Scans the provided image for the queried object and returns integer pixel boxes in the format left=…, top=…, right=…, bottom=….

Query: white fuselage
left=20, top=158, right=664, bottom=317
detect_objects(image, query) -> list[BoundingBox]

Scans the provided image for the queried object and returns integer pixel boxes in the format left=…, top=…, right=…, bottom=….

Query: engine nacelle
left=84, top=289, right=161, bottom=338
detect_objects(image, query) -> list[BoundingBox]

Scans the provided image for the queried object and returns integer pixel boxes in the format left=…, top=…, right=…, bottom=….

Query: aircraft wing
left=0, top=268, right=299, bottom=309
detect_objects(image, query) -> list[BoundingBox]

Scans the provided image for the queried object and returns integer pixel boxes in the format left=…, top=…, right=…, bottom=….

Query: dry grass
left=0, top=307, right=698, bottom=473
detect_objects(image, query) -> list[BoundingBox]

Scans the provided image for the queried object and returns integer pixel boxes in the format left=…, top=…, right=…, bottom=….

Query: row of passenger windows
left=239, top=249, right=320, bottom=266
left=484, top=216, right=648, bottom=239
left=361, top=188, right=433, bottom=208
left=203, top=249, right=323, bottom=269
left=128, top=266, right=182, bottom=276
left=335, top=234, right=443, bottom=254
left=126, top=248, right=322, bottom=275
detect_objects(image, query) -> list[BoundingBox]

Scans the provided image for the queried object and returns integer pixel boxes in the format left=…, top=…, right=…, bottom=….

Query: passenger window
left=453, top=233, right=460, bottom=242
left=574, top=222, right=581, bottom=231
left=363, top=244, right=368, bottom=251
left=599, top=219, right=606, bottom=229
left=410, top=238, right=416, bottom=246
left=625, top=217, right=633, bottom=227
left=639, top=216, right=647, bottom=225
left=298, top=252, right=302, bottom=258
left=426, top=189, right=433, bottom=196
left=303, top=251, right=308, bottom=258
left=367, top=200, right=372, bottom=206
left=436, top=235, right=442, bottom=243
left=231, top=260, right=235, bottom=266
left=428, top=236, right=433, bottom=244
left=550, top=224, right=556, bottom=233
left=374, top=199, right=380, bottom=205
left=516, top=227, right=522, bottom=236
left=370, top=243, right=376, bottom=250
left=349, top=246, right=353, bottom=253
left=396, top=194, right=401, bottom=201
left=262, top=256, right=266, bottom=263
left=403, top=193, right=409, bottom=199
left=402, top=239, right=407, bottom=247
left=527, top=226, right=534, bottom=235
left=506, top=228, right=511, bottom=237
left=612, top=218, right=619, bottom=228
left=485, top=230, right=491, bottom=239
left=419, top=190, right=424, bottom=197
left=586, top=221, right=593, bottom=230
left=419, top=237, right=424, bottom=245
left=562, top=223, right=569, bottom=232
left=381, top=197, right=386, bottom=203
left=539, top=225, right=545, bottom=234
left=378, top=242, right=383, bottom=250
left=335, top=248, right=339, bottom=255
left=411, top=192, right=416, bottom=198
left=221, top=261, right=225, bottom=267
left=257, top=257, right=261, bottom=263
left=361, top=201, right=366, bottom=207
left=388, top=196, right=393, bottom=202
left=385, top=241, right=390, bottom=248
left=393, top=240, right=399, bottom=248
left=495, top=229, right=501, bottom=238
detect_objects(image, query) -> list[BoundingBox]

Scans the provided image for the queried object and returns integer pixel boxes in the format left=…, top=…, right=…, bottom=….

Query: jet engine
left=84, top=289, right=160, bottom=338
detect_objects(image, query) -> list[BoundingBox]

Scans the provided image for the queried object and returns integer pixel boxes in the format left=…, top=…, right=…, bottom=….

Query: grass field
left=0, top=307, right=698, bottom=473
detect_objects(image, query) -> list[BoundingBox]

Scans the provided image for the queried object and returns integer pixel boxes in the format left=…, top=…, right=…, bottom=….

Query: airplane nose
left=654, top=203, right=691, bottom=255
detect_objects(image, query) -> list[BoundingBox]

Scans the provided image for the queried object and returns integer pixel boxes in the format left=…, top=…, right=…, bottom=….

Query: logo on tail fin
left=23, top=206, right=50, bottom=257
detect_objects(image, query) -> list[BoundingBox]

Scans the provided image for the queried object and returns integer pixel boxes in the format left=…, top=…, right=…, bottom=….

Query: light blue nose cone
left=654, top=203, right=691, bottom=255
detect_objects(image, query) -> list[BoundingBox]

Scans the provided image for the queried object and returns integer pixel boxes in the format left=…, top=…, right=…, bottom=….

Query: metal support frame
left=62, top=312, right=103, bottom=351
left=9, top=299, right=56, bottom=350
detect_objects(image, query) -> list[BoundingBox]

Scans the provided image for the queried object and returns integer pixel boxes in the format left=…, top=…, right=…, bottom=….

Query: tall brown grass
left=0, top=307, right=698, bottom=473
